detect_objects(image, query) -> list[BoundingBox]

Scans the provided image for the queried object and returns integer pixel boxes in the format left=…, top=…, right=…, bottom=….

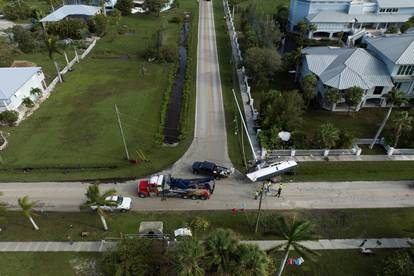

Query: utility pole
left=255, top=180, right=266, bottom=233
left=115, top=104, right=130, bottom=160
left=232, top=89, right=257, bottom=161
left=240, top=112, right=247, bottom=169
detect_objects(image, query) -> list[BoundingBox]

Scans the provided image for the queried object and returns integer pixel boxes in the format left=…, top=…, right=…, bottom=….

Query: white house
left=301, top=47, right=394, bottom=111
left=289, top=0, right=414, bottom=41
left=0, top=67, right=46, bottom=112
left=365, top=33, right=414, bottom=98
left=40, top=5, right=102, bottom=23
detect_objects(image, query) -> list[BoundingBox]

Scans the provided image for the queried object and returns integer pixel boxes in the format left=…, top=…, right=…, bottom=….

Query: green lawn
left=289, top=161, right=414, bottom=181
left=0, top=2, right=198, bottom=181
left=0, top=252, right=101, bottom=276
left=272, top=249, right=402, bottom=276
left=303, top=109, right=389, bottom=138
left=1, top=208, right=413, bottom=241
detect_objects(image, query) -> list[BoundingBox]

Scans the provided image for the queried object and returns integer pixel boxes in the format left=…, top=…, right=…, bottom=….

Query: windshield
left=116, top=196, right=123, bottom=205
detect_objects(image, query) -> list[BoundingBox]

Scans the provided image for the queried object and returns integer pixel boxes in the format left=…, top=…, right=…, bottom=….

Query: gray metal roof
left=303, top=47, right=393, bottom=90
left=40, top=5, right=101, bottom=22
left=376, top=0, right=414, bottom=8
left=0, top=67, right=42, bottom=100
left=307, top=11, right=411, bottom=23
left=366, top=34, right=414, bottom=65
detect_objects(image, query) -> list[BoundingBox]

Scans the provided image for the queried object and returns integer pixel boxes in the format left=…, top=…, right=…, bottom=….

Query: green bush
left=46, top=19, right=87, bottom=39
left=0, top=110, right=19, bottom=127
left=115, top=0, right=133, bottom=16
left=3, top=3, right=32, bottom=20
left=87, top=14, right=109, bottom=37
left=22, top=97, right=34, bottom=108
left=0, top=41, right=21, bottom=66
left=168, top=16, right=182, bottom=24
left=12, top=26, right=36, bottom=53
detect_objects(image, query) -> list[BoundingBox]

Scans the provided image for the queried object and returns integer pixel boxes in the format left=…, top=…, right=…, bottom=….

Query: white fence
left=13, top=39, right=98, bottom=129
left=266, top=144, right=360, bottom=158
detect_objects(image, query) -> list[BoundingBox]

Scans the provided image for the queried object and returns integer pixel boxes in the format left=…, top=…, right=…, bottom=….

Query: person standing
left=276, top=183, right=283, bottom=198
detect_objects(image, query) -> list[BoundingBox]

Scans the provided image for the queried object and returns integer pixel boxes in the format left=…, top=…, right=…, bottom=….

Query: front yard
left=0, top=2, right=198, bottom=181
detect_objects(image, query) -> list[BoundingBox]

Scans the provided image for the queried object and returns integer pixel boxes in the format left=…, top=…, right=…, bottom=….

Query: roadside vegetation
left=0, top=207, right=413, bottom=275
left=0, top=0, right=198, bottom=181
left=1, top=208, right=414, bottom=241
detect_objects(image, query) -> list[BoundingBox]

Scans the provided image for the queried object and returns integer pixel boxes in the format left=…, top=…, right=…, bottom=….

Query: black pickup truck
left=192, top=161, right=234, bottom=179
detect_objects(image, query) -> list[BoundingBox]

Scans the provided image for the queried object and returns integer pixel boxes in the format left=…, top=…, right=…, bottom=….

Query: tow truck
left=137, top=175, right=213, bottom=200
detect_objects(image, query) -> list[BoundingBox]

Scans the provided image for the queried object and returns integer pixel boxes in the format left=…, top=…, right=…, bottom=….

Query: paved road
left=0, top=238, right=411, bottom=252
left=165, top=0, right=231, bottom=177
left=1, top=180, right=413, bottom=212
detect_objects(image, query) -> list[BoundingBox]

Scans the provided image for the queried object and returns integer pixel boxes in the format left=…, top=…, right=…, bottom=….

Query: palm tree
left=235, top=243, right=270, bottom=276
left=316, top=123, right=340, bottom=149
left=271, top=216, right=318, bottom=276
left=391, top=111, right=412, bottom=148
left=288, top=46, right=302, bottom=83
left=306, top=23, right=318, bottom=38
left=204, top=228, right=239, bottom=274
left=82, top=184, right=116, bottom=231
left=174, top=238, right=205, bottom=276
left=325, top=87, right=341, bottom=111
left=18, top=196, right=39, bottom=230
left=344, top=86, right=364, bottom=115
left=301, top=74, right=317, bottom=108
left=369, top=89, right=408, bottom=149
left=44, top=35, right=63, bottom=83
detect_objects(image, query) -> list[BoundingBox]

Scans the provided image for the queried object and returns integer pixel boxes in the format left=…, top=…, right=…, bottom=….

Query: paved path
left=0, top=238, right=411, bottom=252
left=275, top=155, right=414, bottom=162
left=165, top=0, right=231, bottom=178
left=1, top=180, right=413, bottom=212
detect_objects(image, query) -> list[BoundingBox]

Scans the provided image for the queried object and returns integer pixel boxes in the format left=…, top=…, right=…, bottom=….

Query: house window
left=397, top=65, right=414, bottom=76
left=373, top=86, right=384, bottom=95
left=395, top=82, right=402, bottom=90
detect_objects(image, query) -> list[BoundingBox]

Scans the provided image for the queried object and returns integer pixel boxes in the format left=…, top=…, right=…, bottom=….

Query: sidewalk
left=0, top=238, right=411, bottom=252
left=275, top=155, right=414, bottom=162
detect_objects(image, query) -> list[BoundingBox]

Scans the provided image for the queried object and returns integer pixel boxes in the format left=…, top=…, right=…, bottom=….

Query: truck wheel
left=182, top=195, right=188, bottom=199
left=138, top=193, right=146, bottom=198
left=120, top=209, right=128, bottom=213
left=191, top=195, right=198, bottom=200
left=200, top=195, right=208, bottom=200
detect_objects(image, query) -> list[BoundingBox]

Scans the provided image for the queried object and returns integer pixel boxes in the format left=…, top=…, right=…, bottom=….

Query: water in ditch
left=164, top=18, right=190, bottom=145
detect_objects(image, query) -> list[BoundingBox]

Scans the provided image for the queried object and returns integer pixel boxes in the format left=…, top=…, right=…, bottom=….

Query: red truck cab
left=138, top=180, right=161, bottom=198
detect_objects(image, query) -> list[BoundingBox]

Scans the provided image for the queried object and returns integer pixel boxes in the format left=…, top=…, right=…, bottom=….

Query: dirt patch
left=69, top=257, right=99, bottom=276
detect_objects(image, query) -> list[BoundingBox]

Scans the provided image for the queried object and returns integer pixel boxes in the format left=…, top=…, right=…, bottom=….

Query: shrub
left=12, top=26, right=36, bottom=53
left=0, top=41, right=21, bottom=66
left=115, top=0, right=133, bottom=16
left=109, top=8, right=122, bottom=25
left=159, top=46, right=177, bottom=63
left=87, top=14, right=108, bottom=36
left=3, top=3, right=32, bottom=20
left=0, top=110, right=19, bottom=127
left=22, top=97, right=34, bottom=108
left=316, top=123, right=340, bottom=149
left=290, top=130, right=309, bottom=149
left=46, top=19, right=87, bottom=39
left=168, top=16, right=182, bottom=24
left=337, top=130, right=354, bottom=149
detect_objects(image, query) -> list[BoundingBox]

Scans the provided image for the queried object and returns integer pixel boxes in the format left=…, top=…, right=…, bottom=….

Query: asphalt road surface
left=165, top=0, right=231, bottom=177
left=1, top=180, right=413, bottom=212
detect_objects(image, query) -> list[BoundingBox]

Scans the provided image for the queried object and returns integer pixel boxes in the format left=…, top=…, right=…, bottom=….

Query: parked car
left=192, top=161, right=234, bottom=178
left=90, top=195, right=132, bottom=212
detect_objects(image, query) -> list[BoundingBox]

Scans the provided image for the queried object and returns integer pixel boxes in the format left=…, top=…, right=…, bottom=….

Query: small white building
left=40, top=5, right=102, bottom=23
left=0, top=67, right=46, bottom=112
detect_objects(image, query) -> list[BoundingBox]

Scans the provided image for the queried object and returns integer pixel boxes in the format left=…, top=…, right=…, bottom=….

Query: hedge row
left=179, top=18, right=197, bottom=139
left=156, top=62, right=178, bottom=144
